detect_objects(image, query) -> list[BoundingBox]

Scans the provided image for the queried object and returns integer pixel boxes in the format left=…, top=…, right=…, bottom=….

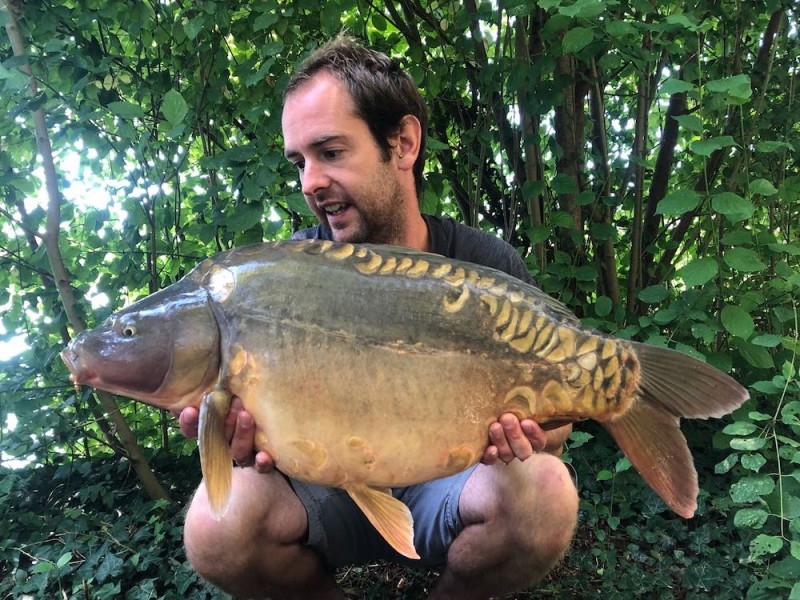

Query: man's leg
left=183, top=468, right=343, bottom=600
left=431, top=454, right=578, bottom=600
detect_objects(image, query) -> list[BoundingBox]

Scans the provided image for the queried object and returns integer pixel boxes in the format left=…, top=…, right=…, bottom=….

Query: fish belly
left=232, top=328, right=582, bottom=489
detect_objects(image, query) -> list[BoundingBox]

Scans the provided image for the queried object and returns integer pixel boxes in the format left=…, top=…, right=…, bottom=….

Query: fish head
left=61, top=285, right=221, bottom=410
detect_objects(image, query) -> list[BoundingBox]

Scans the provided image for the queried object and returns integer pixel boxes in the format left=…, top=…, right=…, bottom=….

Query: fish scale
left=62, top=239, right=749, bottom=561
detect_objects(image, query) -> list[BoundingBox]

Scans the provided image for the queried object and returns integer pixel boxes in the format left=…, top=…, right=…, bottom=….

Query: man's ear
left=394, top=115, right=422, bottom=169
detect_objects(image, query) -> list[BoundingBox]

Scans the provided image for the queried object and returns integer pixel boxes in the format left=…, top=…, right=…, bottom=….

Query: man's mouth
left=322, top=203, right=347, bottom=216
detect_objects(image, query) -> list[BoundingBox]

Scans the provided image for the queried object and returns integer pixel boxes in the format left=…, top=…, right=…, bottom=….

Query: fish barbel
left=61, top=239, right=749, bottom=559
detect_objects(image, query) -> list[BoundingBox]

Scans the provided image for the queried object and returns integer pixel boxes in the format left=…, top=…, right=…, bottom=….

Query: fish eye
left=121, top=325, right=137, bottom=337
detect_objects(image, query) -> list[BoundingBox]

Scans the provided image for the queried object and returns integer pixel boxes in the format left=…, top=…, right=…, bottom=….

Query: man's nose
left=301, top=160, right=330, bottom=196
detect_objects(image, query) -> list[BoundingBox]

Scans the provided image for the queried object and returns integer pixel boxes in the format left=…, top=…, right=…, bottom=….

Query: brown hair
left=284, top=35, right=428, bottom=197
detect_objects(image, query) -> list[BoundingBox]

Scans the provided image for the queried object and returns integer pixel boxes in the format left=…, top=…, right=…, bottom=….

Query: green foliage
left=1, top=0, right=798, bottom=598
left=0, top=453, right=222, bottom=599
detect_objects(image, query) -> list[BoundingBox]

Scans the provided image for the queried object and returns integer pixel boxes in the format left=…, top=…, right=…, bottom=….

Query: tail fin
left=603, top=343, right=749, bottom=518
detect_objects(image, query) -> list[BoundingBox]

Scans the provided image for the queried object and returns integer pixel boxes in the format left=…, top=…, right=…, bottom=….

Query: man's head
left=284, top=35, right=427, bottom=197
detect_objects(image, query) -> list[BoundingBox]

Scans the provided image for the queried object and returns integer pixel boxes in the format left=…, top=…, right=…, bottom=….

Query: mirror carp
left=61, top=239, right=749, bottom=559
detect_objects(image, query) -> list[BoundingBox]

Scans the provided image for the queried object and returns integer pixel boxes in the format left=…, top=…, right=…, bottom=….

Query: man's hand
left=482, top=413, right=564, bottom=465
left=173, top=398, right=276, bottom=473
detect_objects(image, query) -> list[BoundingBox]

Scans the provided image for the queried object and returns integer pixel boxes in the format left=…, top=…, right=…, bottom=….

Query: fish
left=61, top=239, right=749, bottom=559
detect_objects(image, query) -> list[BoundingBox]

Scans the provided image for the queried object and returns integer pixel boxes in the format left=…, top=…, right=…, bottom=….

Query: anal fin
left=199, top=388, right=233, bottom=519
left=344, top=484, right=420, bottom=560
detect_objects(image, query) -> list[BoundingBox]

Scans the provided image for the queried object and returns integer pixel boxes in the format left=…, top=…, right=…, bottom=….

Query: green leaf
left=706, top=74, right=752, bottom=104
left=730, top=475, right=775, bottom=503
left=162, top=89, right=188, bottom=125
left=750, top=179, right=779, bottom=196
left=721, top=305, right=755, bottom=339
left=723, top=422, right=758, bottom=436
left=551, top=174, right=579, bottom=195
left=734, top=508, right=769, bottom=529
left=638, top=285, right=669, bottom=304
left=730, top=437, right=766, bottom=451
left=656, top=189, right=701, bottom=216
left=715, top=453, right=738, bottom=474
left=32, top=561, right=54, bottom=574
left=183, top=15, right=205, bottom=40
left=712, top=192, right=755, bottom=222
left=749, top=534, right=783, bottom=558
left=691, top=136, right=737, bottom=157
left=724, top=248, right=767, bottom=272
left=755, top=140, right=793, bottom=153
left=107, top=100, right=144, bottom=120
left=678, top=257, right=718, bottom=287
left=56, top=552, right=72, bottom=569
left=741, top=453, right=767, bottom=471
left=733, top=339, right=776, bottom=370
left=562, top=27, right=594, bottom=54
left=660, top=78, right=696, bottom=95
left=672, top=114, right=704, bottom=132
left=751, top=334, right=783, bottom=348
left=595, top=295, right=612, bottom=317
left=568, top=430, right=593, bottom=448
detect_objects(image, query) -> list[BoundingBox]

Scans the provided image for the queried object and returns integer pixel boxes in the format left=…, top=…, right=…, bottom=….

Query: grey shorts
left=288, top=465, right=477, bottom=569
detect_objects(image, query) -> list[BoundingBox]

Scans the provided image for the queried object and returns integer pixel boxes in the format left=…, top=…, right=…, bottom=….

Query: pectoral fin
left=344, top=484, right=419, bottom=560
left=199, top=388, right=233, bottom=519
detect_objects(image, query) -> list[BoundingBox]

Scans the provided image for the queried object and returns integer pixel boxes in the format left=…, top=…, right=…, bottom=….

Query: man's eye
left=323, top=149, right=342, bottom=160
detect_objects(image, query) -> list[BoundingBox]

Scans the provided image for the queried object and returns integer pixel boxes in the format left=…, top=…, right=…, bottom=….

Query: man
left=177, top=35, right=578, bottom=600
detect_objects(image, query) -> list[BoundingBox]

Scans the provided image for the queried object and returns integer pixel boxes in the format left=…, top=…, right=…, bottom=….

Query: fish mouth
left=60, top=346, right=93, bottom=386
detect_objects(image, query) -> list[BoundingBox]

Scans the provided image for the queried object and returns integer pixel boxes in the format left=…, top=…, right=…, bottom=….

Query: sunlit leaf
left=724, top=248, right=767, bottom=272
left=562, top=27, right=594, bottom=54
left=656, top=189, right=701, bottom=216
left=691, top=135, right=737, bottom=156
left=721, top=305, right=755, bottom=339
left=711, top=192, right=755, bottom=222
left=678, top=257, right=718, bottom=287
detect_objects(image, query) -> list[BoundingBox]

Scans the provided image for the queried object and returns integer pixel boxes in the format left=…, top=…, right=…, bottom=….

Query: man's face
left=282, top=72, right=405, bottom=244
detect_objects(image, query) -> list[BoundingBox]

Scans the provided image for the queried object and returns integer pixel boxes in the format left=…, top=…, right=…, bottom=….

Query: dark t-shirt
left=291, top=214, right=536, bottom=286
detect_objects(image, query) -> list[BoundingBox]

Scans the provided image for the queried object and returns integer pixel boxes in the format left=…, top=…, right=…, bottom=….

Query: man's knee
left=183, top=481, right=244, bottom=582
left=515, top=455, right=578, bottom=567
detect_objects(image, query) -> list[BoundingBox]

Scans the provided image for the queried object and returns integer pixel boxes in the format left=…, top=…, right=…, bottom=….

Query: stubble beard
left=327, top=168, right=406, bottom=246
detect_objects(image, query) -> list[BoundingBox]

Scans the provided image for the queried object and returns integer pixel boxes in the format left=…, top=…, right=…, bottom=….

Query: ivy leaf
left=724, top=248, right=767, bottom=272
left=721, top=305, right=755, bottom=339
left=656, top=189, right=700, bottom=216
left=678, top=257, right=718, bottom=287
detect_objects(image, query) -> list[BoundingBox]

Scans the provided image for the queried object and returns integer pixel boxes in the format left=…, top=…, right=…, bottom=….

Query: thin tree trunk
left=3, top=0, right=169, bottom=502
